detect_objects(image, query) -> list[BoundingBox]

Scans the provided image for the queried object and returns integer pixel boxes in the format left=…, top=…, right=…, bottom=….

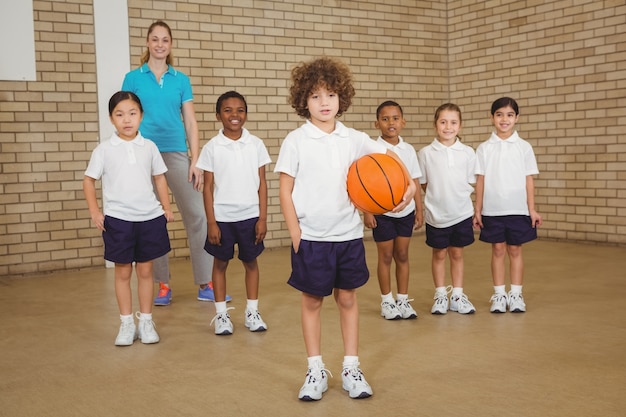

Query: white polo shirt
left=376, top=136, right=422, bottom=218
left=274, top=120, right=387, bottom=242
left=418, top=138, right=476, bottom=228
left=196, top=128, right=271, bottom=222
left=84, top=132, right=167, bottom=222
left=475, top=131, right=539, bottom=216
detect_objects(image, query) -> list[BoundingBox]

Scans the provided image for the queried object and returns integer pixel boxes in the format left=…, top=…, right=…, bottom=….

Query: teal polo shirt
left=122, top=63, right=193, bottom=152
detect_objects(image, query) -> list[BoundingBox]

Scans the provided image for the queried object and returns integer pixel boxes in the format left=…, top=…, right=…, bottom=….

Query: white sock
left=494, top=285, right=506, bottom=295
left=510, top=284, right=523, bottom=294
left=307, top=355, right=323, bottom=368
left=381, top=292, right=394, bottom=303
left=435, top=286, right=447, bottom=295
left=215, top=301, right=227, bottom=314
left=247, top=299, right=259, bottom=311
left=397, top=293, right=408, bottom=301
left=452, top=287, right=463, bottom=296
left=343, top=355, right=359, bottom=368
left=120, top=314, right=134, bottom=324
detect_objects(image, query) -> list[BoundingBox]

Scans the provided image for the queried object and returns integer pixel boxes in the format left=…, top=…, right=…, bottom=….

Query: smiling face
left=110, top=99, right=142, bottom=141
left=307, top=85, right=339, bottom=133
left=375, top=105, right=405, bottom=144
left=435, top=109, right=461, bottom=145
left=216, top=97, right=247, bottom=140
left=146, top=24, right=172, bottom=62
left=490, top=105, right=519, bottom=139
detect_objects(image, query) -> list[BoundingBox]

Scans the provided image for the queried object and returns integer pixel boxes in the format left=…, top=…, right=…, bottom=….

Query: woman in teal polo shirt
left=122, top=20, right=229, bottom=305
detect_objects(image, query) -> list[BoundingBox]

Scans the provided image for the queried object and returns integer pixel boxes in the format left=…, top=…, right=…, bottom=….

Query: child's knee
left=507, top=244, right=522, bottom=258
left=335, top=289, right=357, bottom=309
left=393, top=249, right=410, bottom=264
left=492, top=243, right=507, bottom=257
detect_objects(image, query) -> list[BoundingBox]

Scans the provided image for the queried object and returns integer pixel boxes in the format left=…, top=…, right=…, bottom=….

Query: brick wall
left=125, top=0, right=448, bottom=263
left=446, top=0, right=626, bottom=244
left=0, top=0, right=623, bottom=276
left=0, top=0, right=99, bottom=276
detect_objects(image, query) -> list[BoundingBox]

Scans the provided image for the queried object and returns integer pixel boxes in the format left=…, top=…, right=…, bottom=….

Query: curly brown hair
left=288, top=57, right=355, bottom=119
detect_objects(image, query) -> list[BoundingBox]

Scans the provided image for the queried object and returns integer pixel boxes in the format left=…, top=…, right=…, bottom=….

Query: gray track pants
left=153, top=152, right=213, bottom=286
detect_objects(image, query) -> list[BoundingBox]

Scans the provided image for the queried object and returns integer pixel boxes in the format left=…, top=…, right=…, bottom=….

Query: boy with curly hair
left=274, top=57, right=416, bottom=401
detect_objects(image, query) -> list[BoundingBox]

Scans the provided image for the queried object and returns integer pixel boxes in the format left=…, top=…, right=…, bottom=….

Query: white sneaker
left=114, top=321, right=137, bottom=346
left=210, top=307, right=234, bottom=335
left=298, top=361, right=331, bottom=401
left=431, top=289, right=450, bottom=315
left=490, top=293, right=508, bottom=313
left=342, top=363, right=373, bottom=399
left=450, top=293, right=476, bottom=314
left=508, top=291, right=526, bottom=313
left=395, top=298, right=417, bottom=319
left=380, top=300, right=402, bottom=320
left=245, top=308, right=267, bottom=332
left=135, top=312, right=160, bottom=344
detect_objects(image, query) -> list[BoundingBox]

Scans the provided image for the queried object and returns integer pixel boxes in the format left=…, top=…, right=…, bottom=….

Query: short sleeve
left=84, top=145, right=104, bottom=180
left=465, top=147, right=477, bottom=184
left=149, top=141, right=168, bottom=176
left=274, top=134, right=298, bottom=177
left=256, top=140, right=272, bottom=168
left=181, top=73, right=193, bottom=103
left=196, top=141, right=214, bottom=172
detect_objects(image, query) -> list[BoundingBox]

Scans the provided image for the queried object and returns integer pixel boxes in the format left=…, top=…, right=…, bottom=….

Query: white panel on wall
left=93, top=0, right=131, bottom=142
left=0, top=0, right=36, bottom=81
left=93, top=0, right=131, bottom=268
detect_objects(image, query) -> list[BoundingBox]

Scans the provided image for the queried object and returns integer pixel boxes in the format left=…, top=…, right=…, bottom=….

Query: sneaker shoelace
left=157, top=283, right=170, bottom=297
left=135, top=311, right=157, bottom=328
left=397, top=299, right=416, bottom=315
left=397, top=298, right=414, bottom=308
left=454, top=294, right=471, bottom=306
left=305, top=366, right=333, bottom=384
left=433, top=294, right=448, bottom=305
left=119, top=321, right=135, bottom=333
left=116, top=322, right=136, bottom=345
left=490, top=294, right=507, bottom=303
left=508, top=292, right=524, bottom=305
left=382, top=301, right=398, bottom=310
left=434, top=285, right=452, bottom=302
left=343, top=364, right=366, bottom=383
left=142, top=320, right=157, bottom=334
left=246, top=310, right=263, bottom=323
left=210, top=307, right=235, bottom=327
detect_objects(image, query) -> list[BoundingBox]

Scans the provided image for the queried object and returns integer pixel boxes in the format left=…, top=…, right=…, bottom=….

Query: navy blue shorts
left=372, top=211, right=415, bottom=242
left=288, top=239, right=369, bottom=297
left=426, top=217, right=475, bottom=249
left=102, top=215, right=170, bottom=264
left=479, top=215, right=537, bottom=245
left=204, top=217, right=264, bottom=262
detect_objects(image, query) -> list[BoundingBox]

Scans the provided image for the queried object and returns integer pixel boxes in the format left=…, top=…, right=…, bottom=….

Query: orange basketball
left=347, top=153, right=408, bottom=214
